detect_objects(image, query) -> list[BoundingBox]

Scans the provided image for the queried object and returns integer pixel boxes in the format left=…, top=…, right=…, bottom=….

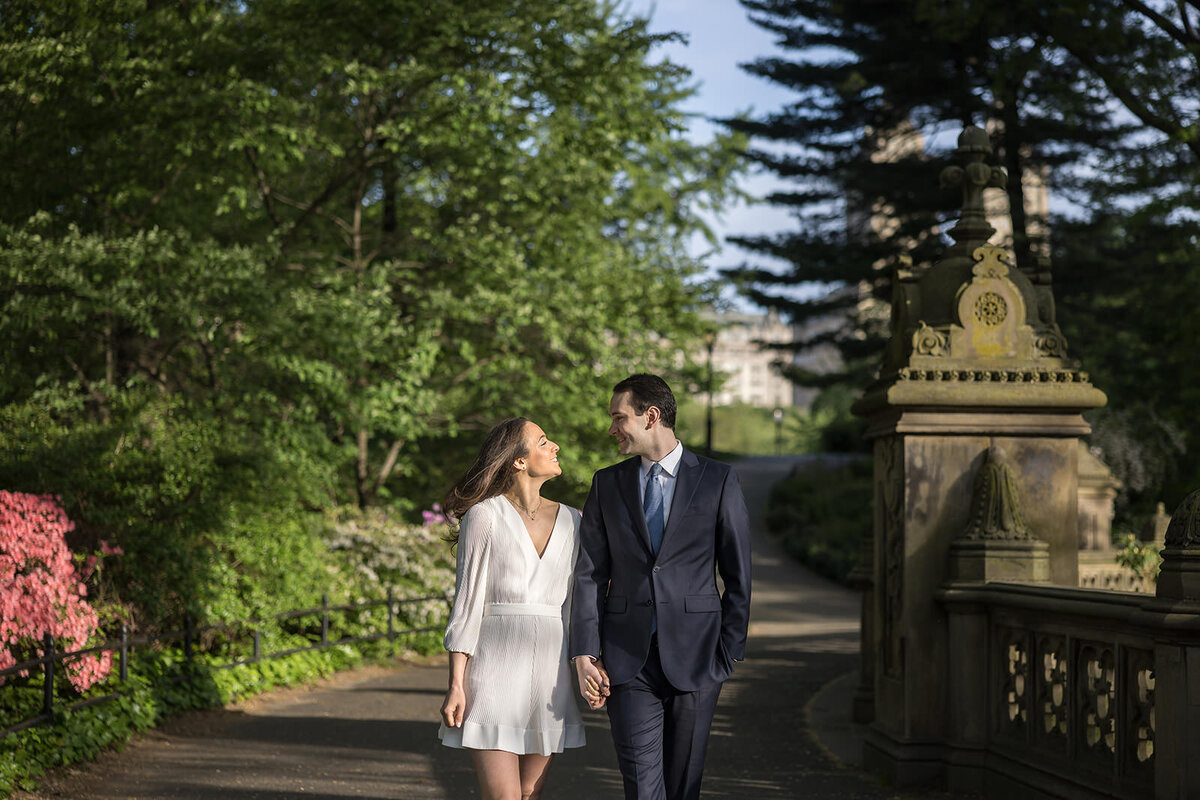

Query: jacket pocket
left=605, top=595, right=628, bottom=614
left=684, top=594, right=721, bottom=613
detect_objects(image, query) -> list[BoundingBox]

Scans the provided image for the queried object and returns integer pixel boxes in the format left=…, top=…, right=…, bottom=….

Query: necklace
left=507, top=494, right=543, bottom=521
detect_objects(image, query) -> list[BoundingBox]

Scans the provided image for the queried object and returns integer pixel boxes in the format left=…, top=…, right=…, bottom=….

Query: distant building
left=701, top=309, right=839, bottom=409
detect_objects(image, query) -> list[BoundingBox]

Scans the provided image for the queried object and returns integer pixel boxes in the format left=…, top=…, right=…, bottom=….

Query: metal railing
left=0, top=588, right=451, bottom=740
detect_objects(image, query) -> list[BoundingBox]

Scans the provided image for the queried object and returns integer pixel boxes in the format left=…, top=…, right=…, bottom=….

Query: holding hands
left=575, top=656, right=611, bottom=710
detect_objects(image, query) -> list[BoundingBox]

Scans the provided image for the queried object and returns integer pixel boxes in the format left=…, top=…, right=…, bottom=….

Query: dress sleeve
left=561, top=506, right=582, bottom=631
left=443, top=503, right=494, bottom=656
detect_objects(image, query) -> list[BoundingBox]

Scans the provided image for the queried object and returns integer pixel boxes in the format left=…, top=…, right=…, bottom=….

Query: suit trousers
left=605, top=636, right=723, bottom=800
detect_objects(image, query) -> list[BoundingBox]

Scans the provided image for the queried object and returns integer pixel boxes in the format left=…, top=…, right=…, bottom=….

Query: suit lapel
left=618, top=456, right=653, bottom=554
left=661, top=448, right=703, bottom=552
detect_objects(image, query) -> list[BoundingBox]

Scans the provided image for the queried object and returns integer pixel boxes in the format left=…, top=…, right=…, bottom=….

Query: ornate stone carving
left=1163, top=488, right=1200, bottom=548
left=1038, top=636, right=1068, bottom=747
left=953, top=244, right=1031, bottom=359
left=912, top=321, right=947, bottom=356
left=1127, top=648, right=1155, bottom=768
left=1079, top=643, right=1117, bottom=760
left=1001, top=629, right=1030, bottom=735
left=961, top=446, right=1036, bottom=541
left=973, top=291, right=1009, bottom=326
left=972, top=244, right=1012, bottom=278
left=1034, top=330, right=1068, bottom=358
left=939, top=128, right=1008, bottom=252
left=896, top=366, right=1089, bottom=383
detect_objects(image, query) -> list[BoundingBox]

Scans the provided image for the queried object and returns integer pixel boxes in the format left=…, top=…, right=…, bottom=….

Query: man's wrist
left=572, top=655, right=598, bottom=664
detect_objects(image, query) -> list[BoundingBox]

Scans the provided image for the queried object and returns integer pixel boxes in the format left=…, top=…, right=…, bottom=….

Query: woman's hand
left=442, top=685, right=467, bottom=728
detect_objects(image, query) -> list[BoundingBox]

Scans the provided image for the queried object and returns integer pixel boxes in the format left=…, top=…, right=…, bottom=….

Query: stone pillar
left=1077, top=441, right=1121, bottom=550
left=847, top=526, right=875, bottom=723
left=1154, top=490, right=1200, bottom=800
left=852, top=126, right=1107, bottom=786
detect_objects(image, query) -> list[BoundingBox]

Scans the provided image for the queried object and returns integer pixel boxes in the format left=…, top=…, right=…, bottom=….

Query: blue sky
left=626, top=0, right=799, bottom=290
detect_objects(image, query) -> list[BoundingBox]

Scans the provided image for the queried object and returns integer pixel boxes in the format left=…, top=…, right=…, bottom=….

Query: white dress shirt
left=639, top=440, right=683, bottom=527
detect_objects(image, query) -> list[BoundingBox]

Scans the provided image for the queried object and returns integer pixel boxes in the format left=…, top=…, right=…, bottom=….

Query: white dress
left=437, top=495, right=586, bottom=756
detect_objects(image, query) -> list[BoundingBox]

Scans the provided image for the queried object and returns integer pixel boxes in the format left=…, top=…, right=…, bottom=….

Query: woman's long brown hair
left=442, top=417, right=530, bottom=546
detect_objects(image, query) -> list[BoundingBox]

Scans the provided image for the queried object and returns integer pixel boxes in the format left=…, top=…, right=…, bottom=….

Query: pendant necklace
left=508, top=494, right=543, bottom=521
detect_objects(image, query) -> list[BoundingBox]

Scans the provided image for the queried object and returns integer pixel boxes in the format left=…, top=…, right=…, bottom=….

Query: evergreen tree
left=721, top=0, right=1129, bottom=389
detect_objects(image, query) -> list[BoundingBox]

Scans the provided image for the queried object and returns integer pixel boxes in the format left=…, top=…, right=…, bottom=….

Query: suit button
left=652, top=565, right=661, bottom=574
left=643, top=600, right=653, bottom=606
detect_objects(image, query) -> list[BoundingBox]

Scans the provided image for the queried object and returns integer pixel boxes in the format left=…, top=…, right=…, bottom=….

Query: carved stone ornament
left=961, top=446, right=1036, bottom=541
left=912, top=321, right=948, bottom=357
left=896, top=366, right=1088, bottom=383
left=952, top=243, right=1032, bottom=359
left=1163, top=488, right=1200, bottom=548
left=1034, top=331, right=1068, bottom=358
left=972, top=244, right=1012, bottom=279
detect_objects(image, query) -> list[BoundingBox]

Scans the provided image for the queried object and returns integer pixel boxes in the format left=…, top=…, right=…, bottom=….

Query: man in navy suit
left=570, top=373, right=752, bottom=800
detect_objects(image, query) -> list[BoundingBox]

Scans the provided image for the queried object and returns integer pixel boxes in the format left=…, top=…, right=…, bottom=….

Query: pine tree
left=721, top=0, right=1130, bottom=390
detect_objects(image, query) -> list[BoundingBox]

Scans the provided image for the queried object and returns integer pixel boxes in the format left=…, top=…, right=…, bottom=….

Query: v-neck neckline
left=501, top=496, right=565, bottom=561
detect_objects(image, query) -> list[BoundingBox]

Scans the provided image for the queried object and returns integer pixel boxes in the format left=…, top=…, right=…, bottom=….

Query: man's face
left=608, top=391, right=650, bottom=457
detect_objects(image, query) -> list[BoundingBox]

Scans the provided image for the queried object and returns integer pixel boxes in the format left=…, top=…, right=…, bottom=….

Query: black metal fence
left=0, top=588, right=451, bottom=740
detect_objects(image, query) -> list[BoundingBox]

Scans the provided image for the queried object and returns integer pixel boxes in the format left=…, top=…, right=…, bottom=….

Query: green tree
left=0, top=0, right=744, bottom=626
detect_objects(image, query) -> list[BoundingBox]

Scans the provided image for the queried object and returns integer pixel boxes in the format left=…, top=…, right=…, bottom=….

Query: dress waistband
left=484, top=602, right=561, bottom=618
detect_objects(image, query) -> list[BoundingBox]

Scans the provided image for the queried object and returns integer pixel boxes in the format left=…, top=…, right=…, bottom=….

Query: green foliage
left=0, top=0, right=744, bottom=634
left=1114, top=534, right=1162, bottom=585
left=764, top=458, right=873, bottom=584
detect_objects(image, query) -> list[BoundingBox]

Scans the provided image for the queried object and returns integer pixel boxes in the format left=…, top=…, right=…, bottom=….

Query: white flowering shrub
left=324, top=507, right=456, bottom=636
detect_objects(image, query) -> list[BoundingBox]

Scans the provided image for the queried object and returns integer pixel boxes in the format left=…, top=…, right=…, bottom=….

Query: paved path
left=25, top=456, right=969, bottom=799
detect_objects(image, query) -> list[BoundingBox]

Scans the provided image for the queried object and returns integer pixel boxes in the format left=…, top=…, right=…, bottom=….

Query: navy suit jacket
left=569, top=447, right=752, bottom=691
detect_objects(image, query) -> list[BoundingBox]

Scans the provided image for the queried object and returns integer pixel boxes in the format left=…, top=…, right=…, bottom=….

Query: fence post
left=41, top=633, right=55, bottom=719
left=119, top=622, right=129, bottom=682
left=386, top=587, right=395, bottom=651
left=253, top=629, right=261, bottom=662
left=321, top=594, right=329, bottom=646
left=184, top=613, right=193, bottom=663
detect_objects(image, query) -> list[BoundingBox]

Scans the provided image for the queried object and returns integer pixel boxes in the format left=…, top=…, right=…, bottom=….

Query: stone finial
left=939, top=126, right=1008, bottom=254
left=961, top=446, right=1035, bottom=541
left=1164, top=490, right=1200, bottom=549
left=1146, top=501, right=1171, bottom=547
left=1156, top=489, right=1200, bottom=601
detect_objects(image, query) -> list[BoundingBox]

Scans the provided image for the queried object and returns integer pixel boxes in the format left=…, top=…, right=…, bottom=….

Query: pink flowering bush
left=0, top=491, right=112, bottom=692
left=421, top=503, right=451, bottom=526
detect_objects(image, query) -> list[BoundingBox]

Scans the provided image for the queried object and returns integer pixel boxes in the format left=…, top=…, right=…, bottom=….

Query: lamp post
left=773, top=406, right=784, bottom=456
left=704, top=329, right=717, bottom=458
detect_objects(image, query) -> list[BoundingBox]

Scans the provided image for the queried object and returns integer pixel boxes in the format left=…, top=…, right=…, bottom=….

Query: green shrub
left=765, top=458, right=872, bottom=584
left=0, top=392, right=338, bottom=633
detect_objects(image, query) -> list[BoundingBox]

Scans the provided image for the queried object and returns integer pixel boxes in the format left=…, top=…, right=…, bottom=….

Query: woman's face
left=518, top=421, right=561, bottom=479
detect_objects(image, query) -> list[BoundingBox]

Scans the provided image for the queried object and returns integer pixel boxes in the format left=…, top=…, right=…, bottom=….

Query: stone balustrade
left=935, top=582, right=1161, bottom=799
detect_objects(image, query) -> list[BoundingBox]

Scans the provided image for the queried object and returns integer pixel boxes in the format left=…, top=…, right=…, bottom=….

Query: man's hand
left=574, top=656, right=610, bottom=710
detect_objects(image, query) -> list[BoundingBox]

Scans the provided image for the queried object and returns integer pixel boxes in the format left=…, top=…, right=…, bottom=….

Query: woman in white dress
left=438, top=417, right=590, bottom=800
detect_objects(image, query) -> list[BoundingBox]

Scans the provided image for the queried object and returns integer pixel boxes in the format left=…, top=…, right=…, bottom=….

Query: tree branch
left=1121, top=0, right=1192, bottom=46
left=370, top=439, right=405, bottom=498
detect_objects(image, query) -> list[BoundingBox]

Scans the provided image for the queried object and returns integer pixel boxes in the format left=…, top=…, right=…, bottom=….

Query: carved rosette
left=912, top=321, right=948, bottom=357
left=961, top=446, right=1035, bottom=541
left=1163, top=488, right=1200, bottom=548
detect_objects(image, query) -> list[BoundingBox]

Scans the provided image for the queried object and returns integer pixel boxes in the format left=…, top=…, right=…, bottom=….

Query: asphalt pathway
left=24, top=455, right=969, bottom=799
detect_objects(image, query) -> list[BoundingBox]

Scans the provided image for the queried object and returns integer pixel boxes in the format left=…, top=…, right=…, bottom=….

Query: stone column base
left=948, top=539, right=1050, bottom=583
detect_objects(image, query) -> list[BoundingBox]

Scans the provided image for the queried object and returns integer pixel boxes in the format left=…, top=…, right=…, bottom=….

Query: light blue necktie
left=644, top=463, right=664, bottom=555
